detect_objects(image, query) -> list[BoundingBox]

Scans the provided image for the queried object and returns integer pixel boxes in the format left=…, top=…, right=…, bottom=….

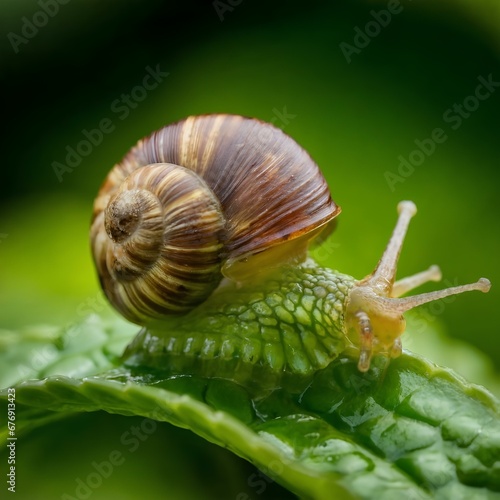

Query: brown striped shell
left=90, top=114, right=340, bottom=324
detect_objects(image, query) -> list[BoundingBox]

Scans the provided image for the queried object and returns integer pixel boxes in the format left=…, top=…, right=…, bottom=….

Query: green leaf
left=1, top=317, right=500, bottom=499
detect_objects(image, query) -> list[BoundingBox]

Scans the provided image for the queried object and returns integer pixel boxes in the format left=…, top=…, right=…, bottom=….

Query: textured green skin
left=123, top=259, right=356, bottom=389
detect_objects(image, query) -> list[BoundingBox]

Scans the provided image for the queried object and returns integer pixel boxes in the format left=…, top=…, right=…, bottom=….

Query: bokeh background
left=1, top=1, right=499, bottom=498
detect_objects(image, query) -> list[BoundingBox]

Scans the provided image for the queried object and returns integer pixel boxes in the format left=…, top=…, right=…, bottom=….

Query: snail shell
left=91, top=115, right=340, bottom=324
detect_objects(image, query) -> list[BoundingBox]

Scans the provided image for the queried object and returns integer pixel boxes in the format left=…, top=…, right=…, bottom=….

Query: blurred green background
left=1, top=0, right=499, bottom=498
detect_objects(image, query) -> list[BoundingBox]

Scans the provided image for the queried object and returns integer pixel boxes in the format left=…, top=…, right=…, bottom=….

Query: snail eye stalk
left=345, top=201, right=490, bottom=372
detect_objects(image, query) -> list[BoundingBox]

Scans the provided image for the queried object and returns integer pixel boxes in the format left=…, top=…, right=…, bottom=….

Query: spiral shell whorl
left=91, top=114, right=339, bottom=324
left=105, top=188, right=163, bottom=279
left=92, top=163, right=226, bottom=324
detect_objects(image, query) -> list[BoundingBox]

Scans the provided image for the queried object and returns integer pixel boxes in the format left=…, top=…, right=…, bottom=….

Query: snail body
left=123, top=261, right=356, bottom=388
left=91, top=114, right=490, bottom=382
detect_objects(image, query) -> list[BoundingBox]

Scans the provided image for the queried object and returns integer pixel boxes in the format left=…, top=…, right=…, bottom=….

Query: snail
left=90, top=114, right=491, bottom=385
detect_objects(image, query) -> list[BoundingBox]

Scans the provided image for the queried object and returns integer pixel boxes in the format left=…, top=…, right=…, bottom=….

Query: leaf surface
left=1, top=316, right=499, bottom=499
